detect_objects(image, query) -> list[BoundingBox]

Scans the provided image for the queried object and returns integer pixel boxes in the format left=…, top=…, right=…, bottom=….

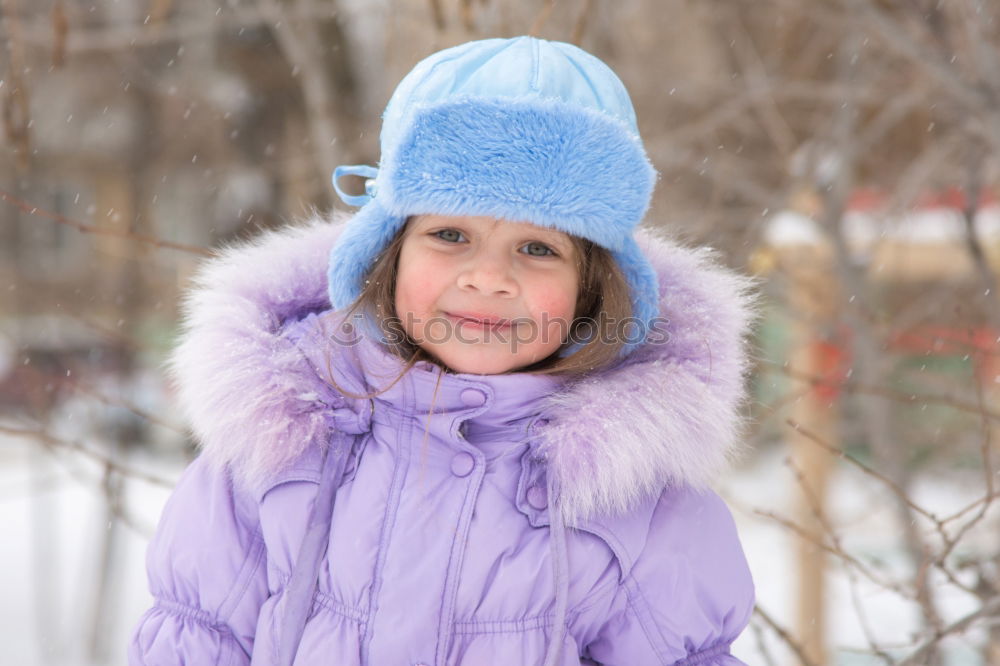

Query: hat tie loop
left=332, top=164, right=378, bottom=207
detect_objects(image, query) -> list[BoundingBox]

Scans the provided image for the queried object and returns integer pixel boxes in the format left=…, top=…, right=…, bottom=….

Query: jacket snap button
left=526, top=484, right=548, bottom=510
left=460, top=388, right=487, bottom=406
left=451, top=451, right=475, bottom=477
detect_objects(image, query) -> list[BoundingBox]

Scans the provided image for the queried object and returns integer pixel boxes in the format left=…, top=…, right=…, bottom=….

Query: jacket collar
left=166, top=213, right=759, bottom=523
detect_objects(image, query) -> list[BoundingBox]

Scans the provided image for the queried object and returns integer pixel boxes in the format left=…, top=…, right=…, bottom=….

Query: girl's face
left=395, top=214, right=580, bottom=374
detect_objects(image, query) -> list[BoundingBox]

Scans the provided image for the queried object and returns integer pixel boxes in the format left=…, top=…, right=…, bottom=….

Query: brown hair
left=323, top=217, right=634, bottom=402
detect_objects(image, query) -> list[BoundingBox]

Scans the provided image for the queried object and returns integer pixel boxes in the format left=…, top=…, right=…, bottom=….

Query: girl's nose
left=456, top=252, right=519, bottom=297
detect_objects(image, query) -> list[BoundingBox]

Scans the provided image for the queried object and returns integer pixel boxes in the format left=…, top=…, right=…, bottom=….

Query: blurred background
left=1, top=0, right=999, bottom=664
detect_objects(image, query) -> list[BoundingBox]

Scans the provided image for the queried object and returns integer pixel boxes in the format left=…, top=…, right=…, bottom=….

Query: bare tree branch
left=0, top=188, right=212, bottom=256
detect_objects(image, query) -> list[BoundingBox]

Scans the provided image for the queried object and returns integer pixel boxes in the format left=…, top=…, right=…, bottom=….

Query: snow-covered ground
left=2, top=429, right=995, bottom=665
left=1, top=430, right=181, bottom=666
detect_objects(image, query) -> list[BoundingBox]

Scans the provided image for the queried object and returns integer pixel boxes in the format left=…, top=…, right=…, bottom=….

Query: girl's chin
left=423, top=344, right=548, bottom=374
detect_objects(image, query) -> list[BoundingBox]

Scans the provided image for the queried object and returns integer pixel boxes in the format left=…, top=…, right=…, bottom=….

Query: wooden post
left=774, top=226, right=842, bottom=666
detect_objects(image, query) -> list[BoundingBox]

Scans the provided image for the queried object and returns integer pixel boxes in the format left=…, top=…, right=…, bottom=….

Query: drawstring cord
left=277, top=399, right=372, bottom=665
left=542, top=471, right=570, bottom=666
left=277, top=436, right=350, bottom=665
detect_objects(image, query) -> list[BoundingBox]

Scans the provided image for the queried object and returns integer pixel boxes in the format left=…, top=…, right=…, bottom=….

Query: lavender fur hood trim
left=166, top=214, right=760, bottom=523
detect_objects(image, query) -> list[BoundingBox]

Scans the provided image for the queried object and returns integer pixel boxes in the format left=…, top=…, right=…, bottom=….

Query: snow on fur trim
left=165, top=218, right=344, bottom=492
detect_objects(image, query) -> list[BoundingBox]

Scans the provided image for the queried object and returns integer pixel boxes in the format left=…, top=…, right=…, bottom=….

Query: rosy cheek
left=401, top=276, right=437, bottom=310
left=396, top=256, right=434, bottom=312
left=535, top=286, right=576, bottom=320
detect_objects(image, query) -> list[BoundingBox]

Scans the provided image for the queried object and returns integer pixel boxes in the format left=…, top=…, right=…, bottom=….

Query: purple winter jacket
left=128, top=215, right=760, bottom=665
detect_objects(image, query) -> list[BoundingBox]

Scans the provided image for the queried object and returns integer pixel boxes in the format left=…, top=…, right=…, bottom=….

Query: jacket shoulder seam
left=217, top=528, right=267, bottom=623
left=620, top=573, right=669, bottom=665
left=252, top=464, right=325, bottom=502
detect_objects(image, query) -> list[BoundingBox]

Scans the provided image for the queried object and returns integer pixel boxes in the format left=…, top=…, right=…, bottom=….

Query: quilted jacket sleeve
left=128, top=455, right=269, bottom=665
left=582, top=486, right=754, bottom=665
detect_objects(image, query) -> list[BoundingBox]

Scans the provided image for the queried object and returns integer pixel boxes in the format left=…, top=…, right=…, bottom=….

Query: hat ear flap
left=610, top=237, right=662, bottom=357
left=327, top=200, right=406, bottom=312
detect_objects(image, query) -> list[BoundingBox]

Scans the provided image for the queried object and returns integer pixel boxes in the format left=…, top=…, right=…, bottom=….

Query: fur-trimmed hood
left=166, top=214, right=760, bottom=522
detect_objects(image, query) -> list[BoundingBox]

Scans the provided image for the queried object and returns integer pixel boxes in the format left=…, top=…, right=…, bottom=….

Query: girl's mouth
left=445, top=312, right=514, bottom=331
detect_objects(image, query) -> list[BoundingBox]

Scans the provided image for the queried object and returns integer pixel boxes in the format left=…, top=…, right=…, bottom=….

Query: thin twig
left=897, top=596, right=1000, bottom=666
left=789, top=418, right=941, bottom=523
left=0, top=424, right=176, bottom=488
left=763, top=362, right=1000, bottom=423
left=753, top=605, right=820, bottom=666
left=0, top=188, right=211, bottom=257
left=754, top=507, right=911, bottom=598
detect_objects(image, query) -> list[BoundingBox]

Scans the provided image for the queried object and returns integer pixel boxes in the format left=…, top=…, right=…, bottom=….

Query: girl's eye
left=433, top=229, right=465, bottom=243
left=431, top=229, right=555, bottom=257
left=523, top=242, right=556, bottom=257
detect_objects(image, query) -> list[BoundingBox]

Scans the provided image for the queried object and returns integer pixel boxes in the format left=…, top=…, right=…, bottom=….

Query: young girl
left=129, top=36, right=759, bottom=665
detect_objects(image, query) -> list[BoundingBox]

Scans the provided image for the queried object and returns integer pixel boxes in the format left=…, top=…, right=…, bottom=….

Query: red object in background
left=887, top=324, right=1000, bottom=378
left=809, top=324, right=854, bottom=402
left=846, top=186, right=999, bottom=212
left=817, top=324, right=1000, bottom=398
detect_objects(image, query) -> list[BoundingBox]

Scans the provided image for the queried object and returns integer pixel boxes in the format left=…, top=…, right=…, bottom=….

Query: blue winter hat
left=328, top=36, right=659, bottom=358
